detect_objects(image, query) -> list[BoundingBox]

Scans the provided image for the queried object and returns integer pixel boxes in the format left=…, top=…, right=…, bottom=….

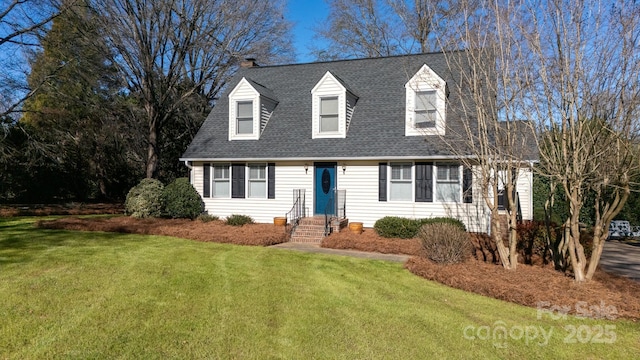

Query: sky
left=286, top=1, right=330, bottom=63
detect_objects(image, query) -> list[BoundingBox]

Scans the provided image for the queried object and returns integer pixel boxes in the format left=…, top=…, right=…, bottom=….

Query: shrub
left=124, top=178, right=165, bottom=218
left=197, top=213, right=219, bottom=222
left=418, top=223, right=473, bottom=264
left=163, top=178, right=204, bottom=219
left=374, top=216, right=421, bottom=239
left=374, top=216, right=467, bottom=239
left=226, top=214, right=254, bottom=226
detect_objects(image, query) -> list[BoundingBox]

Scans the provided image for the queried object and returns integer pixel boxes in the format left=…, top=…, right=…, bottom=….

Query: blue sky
left=286, top=1, right=330, bottom=63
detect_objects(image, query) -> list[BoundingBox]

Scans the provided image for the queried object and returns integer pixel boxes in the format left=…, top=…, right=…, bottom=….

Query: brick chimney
left=240, top=57, right=259, bottom=68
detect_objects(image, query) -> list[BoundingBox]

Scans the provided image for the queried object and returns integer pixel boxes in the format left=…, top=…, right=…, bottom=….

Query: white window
left=436, top=164, right=460, bottom=202
left=248, top=164, right=266, bottom=198
left=320, top=97, right=339, bottom=132
left=390, top=163, right=412, bottom=201
left=236, top=101, right=253, bottom=135
left=213, top=164, right=230, bottom=198
left=415, top=91, right=437, bottom=128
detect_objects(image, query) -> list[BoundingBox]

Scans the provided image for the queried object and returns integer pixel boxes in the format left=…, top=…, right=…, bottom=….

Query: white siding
left=188, top=160, right=537, bottom=232
left=345, top=92, right=357, bottom=132
left=260, top=98, right=277, bottom=135
left=192, top=161, right=313, bottom=223
left=338, top=161, right=489, bottom=232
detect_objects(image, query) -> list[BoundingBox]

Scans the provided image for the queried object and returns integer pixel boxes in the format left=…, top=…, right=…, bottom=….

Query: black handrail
left=285, top=189, right=305, bottom=235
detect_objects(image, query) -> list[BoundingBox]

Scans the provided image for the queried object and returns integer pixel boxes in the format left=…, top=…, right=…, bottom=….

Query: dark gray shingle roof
left=183, top=51, right=484, bottom=160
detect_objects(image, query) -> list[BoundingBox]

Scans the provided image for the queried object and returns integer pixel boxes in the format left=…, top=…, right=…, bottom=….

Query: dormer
left=405, top=64, right=446, bottom=136
left=228, top=77, right=278, bottom=140
left=311, top=71, right=358, bottom=139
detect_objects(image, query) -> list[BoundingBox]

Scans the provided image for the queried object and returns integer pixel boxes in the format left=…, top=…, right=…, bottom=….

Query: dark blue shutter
left=378, top=163, right=387, bottom=201
left=268, top=163, right=275, bottom=199
left=415, top=162, right=433, bottom=202
left=463, top=166, right=473, bottom=203
left=203, top=163, right=210, bottom=198
left=232, top=164, right=245, bottom=198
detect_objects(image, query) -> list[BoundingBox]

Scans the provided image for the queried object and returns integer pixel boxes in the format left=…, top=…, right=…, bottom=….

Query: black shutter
left=415, top=162, right=433, bottom=202
left=378, top=163, right=387, bottom=201
left=463, top=166, right=473, bottom=203
left=232, top=164, right=245, bottom=198
left=203, top=163, right=210, bottom=198
left=497, top=190, right=506, bottom=210
left=267, top=163, right=275, bottom=199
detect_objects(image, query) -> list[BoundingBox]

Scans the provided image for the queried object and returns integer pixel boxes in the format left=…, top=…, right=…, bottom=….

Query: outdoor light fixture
left=304, top=163, right=309, bottom=174
left=342, top=163, right=347, bottom=174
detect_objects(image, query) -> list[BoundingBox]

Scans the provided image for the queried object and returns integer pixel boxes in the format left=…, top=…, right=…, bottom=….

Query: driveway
left=599, top=240, right=640, bottom=282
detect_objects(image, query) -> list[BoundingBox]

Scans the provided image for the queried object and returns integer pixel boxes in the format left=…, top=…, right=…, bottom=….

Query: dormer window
left=415, top=91, right=437, bottom=128
left=228, top=77, right=278, bottom=141
left=405, top=64, right=446, bottom=136
left=320, top=97, right=339, bottom=132
left=312, top=71, right=358, bottom=139
left=236, top=101, right=254, bottom=134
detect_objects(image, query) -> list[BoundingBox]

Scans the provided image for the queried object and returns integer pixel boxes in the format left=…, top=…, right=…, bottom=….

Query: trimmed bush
left=124, top=178, right=165, bottom=218
left=163, top=178, right=204, bottom=219
left=226, top=214, right=254, bottom=226
left=418, top=223, right=473, bottom=264
left=374, top=216, right=467, bottom=238
left=374, top=216, right=421, bottom=239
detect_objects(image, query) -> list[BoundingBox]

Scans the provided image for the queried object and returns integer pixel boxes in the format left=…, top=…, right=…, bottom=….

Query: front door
left=314, top=162, right=336, bottom=215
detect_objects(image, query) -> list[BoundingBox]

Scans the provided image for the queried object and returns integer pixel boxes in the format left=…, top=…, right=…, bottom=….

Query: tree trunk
left=145, top=106, right=159, bottom=179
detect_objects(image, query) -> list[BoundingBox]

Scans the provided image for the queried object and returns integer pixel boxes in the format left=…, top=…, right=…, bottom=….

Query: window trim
left=388, top=162, right=413, bottom=202
left=319, top=96, right=340, bottom=133
left=435, top=163, right=461, bottom=203
left=414, top=90, right=437, bottom=129
left=236, top=101, right=254, bottom=135
left=247, top=163, right=267, bottom=199
left=212, top=163, right=231, bottom=198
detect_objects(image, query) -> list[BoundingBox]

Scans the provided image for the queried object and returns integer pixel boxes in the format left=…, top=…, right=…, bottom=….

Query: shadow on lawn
left=0, top=219, right=134, bottom=265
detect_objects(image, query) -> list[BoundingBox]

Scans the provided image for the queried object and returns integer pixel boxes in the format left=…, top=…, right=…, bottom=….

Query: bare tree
left=434, top=1, right=534, bottom=270
left=313, top=0, right=470, bottom=60
left=94, top=0, right=293, bottom=178
left=524, top=0, right=640, bottom=282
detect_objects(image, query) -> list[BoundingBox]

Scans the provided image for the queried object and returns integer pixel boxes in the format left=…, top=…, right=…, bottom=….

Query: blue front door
left=314, top=162, right=336, bottom=215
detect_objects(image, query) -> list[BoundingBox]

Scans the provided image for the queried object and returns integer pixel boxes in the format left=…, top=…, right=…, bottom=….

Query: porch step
left=290, top=216, right=327, bottom=244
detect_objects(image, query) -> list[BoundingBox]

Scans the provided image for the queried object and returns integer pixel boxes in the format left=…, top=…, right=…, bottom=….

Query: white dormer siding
left=405, top=64, right=446, bottom=136
left=311, top=71, right=357, bottom=139
left=228, top=77, right=277, bottom=140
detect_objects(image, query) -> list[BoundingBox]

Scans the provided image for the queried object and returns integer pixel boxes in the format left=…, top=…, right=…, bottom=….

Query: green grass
left=1, top=217, right=639, bottom=359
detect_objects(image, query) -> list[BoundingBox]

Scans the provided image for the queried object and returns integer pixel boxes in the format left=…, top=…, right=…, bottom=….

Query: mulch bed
left=36, top=216, right=288, bottom=246
left=0, top=203, right=123, bottom=217
left=321, top=228, right=422, bottom=255
left=33, top=217, right=640, bottom=320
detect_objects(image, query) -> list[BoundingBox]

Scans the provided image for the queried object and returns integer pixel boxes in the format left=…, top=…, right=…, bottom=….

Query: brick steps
left=290, top=217, right=327, bottom=243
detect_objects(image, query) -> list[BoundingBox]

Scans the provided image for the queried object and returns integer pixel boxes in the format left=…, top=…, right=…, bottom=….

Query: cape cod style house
left=181, top=52, right=534, bottom=239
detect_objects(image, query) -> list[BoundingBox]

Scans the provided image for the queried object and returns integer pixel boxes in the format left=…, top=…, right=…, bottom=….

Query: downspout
left=184, top=160, right=193, bottom=184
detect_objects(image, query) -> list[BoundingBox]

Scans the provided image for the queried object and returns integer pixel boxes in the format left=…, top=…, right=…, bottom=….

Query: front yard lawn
left=1, top=217, right=639, bottom=359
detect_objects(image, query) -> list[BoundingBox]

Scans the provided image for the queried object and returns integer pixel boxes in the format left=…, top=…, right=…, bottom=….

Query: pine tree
left=21, top=0, right=142, bottom=200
